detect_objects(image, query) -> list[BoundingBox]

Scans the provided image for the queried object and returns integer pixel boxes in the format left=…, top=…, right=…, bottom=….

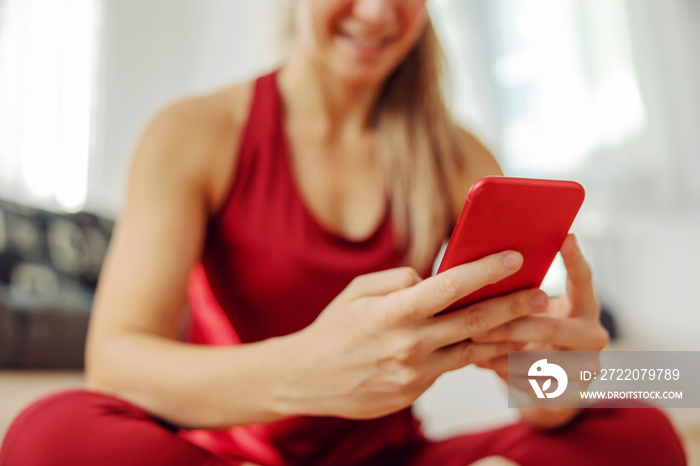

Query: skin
left=85, top=1, right=608, bottom=465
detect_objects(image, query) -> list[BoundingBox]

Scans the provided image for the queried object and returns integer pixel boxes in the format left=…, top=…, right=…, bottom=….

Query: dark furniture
left=0, top=199, right=113, bottom=368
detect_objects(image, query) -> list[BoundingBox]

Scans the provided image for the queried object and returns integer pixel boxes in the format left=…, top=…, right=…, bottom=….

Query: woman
left=0, top=1, right=686, bottom=465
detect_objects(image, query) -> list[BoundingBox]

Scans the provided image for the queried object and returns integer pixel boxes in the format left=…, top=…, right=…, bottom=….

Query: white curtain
left=0, top=0, right=99, bottom=212
left=0, top=0, right=281, bottom=217
left=431, top=0, right=700, bottom=208
left=3, top=0, right=698, bottom=213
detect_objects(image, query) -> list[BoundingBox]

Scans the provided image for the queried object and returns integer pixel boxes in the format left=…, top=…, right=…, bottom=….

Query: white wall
left=588, top=0, right=700, bottom=350
left=624, top=0, right=700, bottom=207
left=86, top=0, right=282, bottom=218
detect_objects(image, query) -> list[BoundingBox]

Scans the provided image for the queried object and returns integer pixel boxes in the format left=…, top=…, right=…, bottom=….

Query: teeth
left=339, top=31, right=386, bottom=49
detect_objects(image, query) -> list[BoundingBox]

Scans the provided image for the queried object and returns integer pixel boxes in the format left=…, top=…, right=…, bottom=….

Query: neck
left=277, top=50, right=383, bottom=140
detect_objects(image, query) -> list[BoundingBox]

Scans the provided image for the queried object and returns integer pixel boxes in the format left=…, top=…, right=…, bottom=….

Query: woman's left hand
left=470, top=234, right=609, bottom=428
left=472, top=234, right=609, bottom=360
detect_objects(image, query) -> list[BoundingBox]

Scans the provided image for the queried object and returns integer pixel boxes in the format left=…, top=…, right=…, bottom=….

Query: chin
left=331, top=65, right=389, bottom=88
left=328, top=55, right=401, bottom=89
left=326, top=36, right=406, bottom=88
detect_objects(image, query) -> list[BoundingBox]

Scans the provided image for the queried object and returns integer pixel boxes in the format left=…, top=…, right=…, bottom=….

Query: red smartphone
left=437, top=176, right=585, bottom=312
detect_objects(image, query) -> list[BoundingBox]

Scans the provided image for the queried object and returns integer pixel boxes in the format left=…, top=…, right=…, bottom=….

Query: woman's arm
left=83, top=89, right=299, bottom=430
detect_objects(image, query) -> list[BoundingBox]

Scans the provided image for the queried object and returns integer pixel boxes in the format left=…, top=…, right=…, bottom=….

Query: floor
left=1, top=368, right=699, bottom=464
left=0, top=370, right=84, bottom=439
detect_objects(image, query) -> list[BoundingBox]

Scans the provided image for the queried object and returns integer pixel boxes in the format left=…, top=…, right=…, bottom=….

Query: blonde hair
left=374, top=21, right=466, bottom=272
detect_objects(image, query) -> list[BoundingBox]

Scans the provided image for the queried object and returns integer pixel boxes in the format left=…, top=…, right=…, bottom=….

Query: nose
left=352, top=0, right=397, bottom=27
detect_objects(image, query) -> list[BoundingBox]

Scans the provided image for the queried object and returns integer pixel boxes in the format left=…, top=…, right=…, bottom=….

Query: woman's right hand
left=275, top=250, right=549, bottom=419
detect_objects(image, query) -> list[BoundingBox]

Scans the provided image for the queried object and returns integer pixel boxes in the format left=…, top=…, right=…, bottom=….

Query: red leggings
left=0, top=389, right=686, bottom=466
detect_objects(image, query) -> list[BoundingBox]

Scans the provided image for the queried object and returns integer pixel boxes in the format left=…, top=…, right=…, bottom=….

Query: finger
left=477, top=356, right=560, bottom=393
left=474, top=355, right=524, bottom=386
left=560, top=234, right=599, bottom=317
left=427, top=340, right=525, bottom=375
left=475, top=354, right=509, bottom=373
left=471, top=315, right=606, bottom=350
left=395, top=251, right=523, bottom=319
left=420, top=288, right=549, bottom=350
left=344, top=267, right=423, bottom=299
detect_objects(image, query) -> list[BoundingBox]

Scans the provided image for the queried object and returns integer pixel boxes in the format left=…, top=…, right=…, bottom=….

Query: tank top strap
left=216, top=71, right=282, bottom=218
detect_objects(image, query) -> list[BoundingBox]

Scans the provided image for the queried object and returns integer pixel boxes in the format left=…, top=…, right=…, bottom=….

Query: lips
left=336, top=29, right=395, bottom=52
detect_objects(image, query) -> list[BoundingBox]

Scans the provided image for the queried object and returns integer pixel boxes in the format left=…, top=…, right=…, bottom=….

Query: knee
left=0, top=389, right=128, bottom=466
left=579, top=402, right=687, bottom=466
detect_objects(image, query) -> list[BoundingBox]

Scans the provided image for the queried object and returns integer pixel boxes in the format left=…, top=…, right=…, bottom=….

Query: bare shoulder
left=131, top=80, right=255, bottom=217
left=448, top=127, right=504, bottom=222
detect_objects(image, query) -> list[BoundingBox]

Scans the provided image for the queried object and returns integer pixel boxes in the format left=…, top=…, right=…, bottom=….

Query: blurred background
left=1, top=0, right=699, bottom=458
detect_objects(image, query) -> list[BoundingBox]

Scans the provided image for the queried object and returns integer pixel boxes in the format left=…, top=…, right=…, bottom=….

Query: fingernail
left=529, top=291, right=547, bottom=310
left=503, top=252, right=523, bottom=269
left=572, top=235, right=580, bottom=252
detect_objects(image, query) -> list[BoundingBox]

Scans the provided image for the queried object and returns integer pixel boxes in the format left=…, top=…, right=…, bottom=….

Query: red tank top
left=178, top=71, right=428, bottom=466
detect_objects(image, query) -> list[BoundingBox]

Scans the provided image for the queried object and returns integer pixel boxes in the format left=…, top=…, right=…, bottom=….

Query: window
left=432, top=0, right=645, bottom=175
left=0, top=0, right=100, bottom=212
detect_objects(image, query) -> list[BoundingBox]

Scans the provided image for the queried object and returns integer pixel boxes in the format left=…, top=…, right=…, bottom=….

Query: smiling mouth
left=337, top=30, right=395, bottom=52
